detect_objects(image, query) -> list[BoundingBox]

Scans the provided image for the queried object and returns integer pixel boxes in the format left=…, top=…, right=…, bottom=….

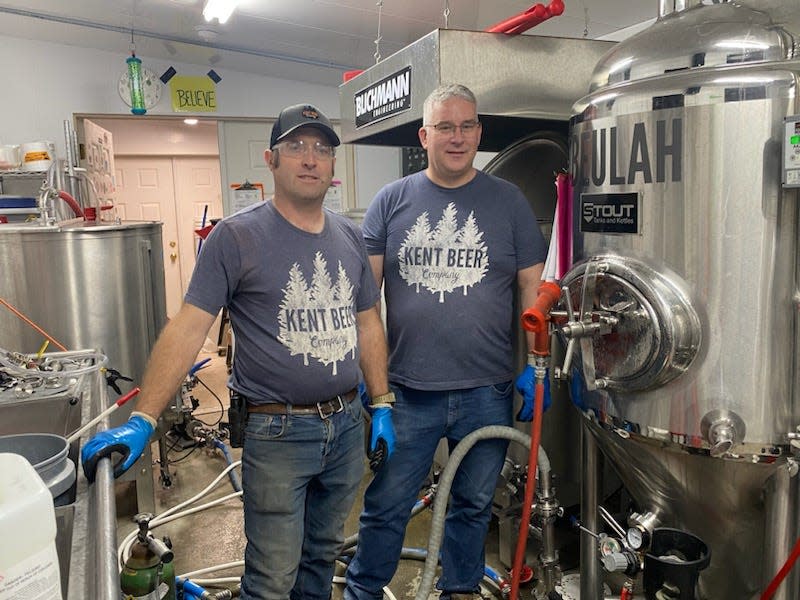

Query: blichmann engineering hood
left=339, top=28, right=614, bottom=150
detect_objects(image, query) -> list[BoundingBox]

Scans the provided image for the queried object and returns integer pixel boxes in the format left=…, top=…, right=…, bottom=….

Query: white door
left=173, top=157, right=224, bottom=291
left=114, top=157, right=184, bottom=316
left=114, top=157, right=223, bottom=318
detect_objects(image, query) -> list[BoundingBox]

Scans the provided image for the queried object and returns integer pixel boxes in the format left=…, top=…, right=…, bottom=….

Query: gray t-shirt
left=186, top=201, right=379, bottom=405
left=363, top=170, right=547, bottom=390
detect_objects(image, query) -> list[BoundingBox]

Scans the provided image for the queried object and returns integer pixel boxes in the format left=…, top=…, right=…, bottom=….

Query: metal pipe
left=580, top=419, right=604, bottom=599
left=69, top=367, right=118, bottom=599
left=63, top=120, right=75, bottom=175
left=659, top=0, right=703, bottom=17
left=94, top=455, right=119, bottom=599
left=538, top=467, right=559, bottom=592
left=598, top=504, right=627, bottom=540
left=63, top=120, right=79, bottom=202
left=763, top=461, right=800, bottom=600
left=675, top=0, right=703, bottom=11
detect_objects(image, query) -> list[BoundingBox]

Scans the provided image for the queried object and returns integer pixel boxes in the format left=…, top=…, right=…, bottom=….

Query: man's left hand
left=515, top=365, right=552, bottom=421
left=368, top=406, right=395, bottom=471
left=358, top=382, right=396, bottom=471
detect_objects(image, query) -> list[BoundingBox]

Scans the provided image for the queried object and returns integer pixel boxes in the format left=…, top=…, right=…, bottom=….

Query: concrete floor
left=115, top=347, right=522, bottom=599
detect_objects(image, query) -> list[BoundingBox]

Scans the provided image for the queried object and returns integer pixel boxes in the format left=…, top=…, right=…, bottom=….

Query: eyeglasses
left=275, top=139, right=336, bottom=160
left=425, top=120, right=481, bottom=136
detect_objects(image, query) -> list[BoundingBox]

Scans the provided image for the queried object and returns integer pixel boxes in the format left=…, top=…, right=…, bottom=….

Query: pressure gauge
left=598, top=534, right=623, bottom=556
left=626, top=525, right=650, bottom=551
left=626, top=510, right=657, bottom=551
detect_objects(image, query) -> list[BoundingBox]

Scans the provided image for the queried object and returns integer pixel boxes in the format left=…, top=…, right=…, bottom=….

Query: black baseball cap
left=270, top=104, right=340, bottom=148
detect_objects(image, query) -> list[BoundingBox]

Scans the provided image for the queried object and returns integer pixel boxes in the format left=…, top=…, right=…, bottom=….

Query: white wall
left=354, top=145, right=400, bottom=209
left=1, top=33, right=404, bottom=210
left=0, top=34, right=339, bottom=159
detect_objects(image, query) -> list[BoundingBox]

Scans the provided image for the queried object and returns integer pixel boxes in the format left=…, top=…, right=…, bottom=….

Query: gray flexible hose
left=342, top=491, right=434, bottom=551
left=414, top=425, right=549, bottom=600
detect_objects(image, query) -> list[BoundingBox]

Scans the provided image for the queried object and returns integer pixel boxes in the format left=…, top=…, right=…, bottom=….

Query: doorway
left=114, top=155, right=223, bottom=316
left=77, top=116, right=223, bottom=318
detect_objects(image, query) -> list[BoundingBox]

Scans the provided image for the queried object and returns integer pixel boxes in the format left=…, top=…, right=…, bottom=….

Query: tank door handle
left=553, top=259, right=616, bottom=390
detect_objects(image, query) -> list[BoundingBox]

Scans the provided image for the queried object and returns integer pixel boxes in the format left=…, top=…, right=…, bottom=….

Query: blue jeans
left=344, top=382, right=512, bottom=599
left=240, top=397, right=364, bottom=600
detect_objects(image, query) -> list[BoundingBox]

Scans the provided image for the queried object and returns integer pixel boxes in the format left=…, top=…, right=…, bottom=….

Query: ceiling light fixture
left=203, top=0, right=239, bottom=25
left=184, top=118, right=199, bottom=125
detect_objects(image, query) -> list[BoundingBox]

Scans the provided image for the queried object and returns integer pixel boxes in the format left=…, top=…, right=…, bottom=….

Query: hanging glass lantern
left=126, top=53, right=147, bottom=115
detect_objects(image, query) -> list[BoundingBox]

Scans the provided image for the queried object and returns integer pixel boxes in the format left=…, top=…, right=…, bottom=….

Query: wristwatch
left=371, top=391, right=396, bottom=407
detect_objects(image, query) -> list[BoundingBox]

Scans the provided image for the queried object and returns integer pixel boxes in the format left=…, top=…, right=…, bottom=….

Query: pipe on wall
left=659, top=0, right=707, bottom=18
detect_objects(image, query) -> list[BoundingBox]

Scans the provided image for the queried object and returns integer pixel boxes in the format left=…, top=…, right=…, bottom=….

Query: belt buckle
left=317, top=396, right=345, bottom=419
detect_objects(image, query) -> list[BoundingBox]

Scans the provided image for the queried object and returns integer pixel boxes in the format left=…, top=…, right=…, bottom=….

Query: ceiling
left=0, top=0, right=658, bottom=86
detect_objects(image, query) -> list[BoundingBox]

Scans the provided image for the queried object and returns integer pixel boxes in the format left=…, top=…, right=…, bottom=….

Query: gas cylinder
left=120, top=513, right=176, bottom=600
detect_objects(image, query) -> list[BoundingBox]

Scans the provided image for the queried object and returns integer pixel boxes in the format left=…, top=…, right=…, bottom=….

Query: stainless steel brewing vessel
left=563, top=2, right=800, bottom=598
left=0, top=221, right=167, bottom=512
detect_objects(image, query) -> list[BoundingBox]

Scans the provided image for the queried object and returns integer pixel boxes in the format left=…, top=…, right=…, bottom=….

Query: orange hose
left=57, top=190, right=84, bottom=219
left=0, top=297, right=68, bottom=351
left=485, top=0, right=565, bottom=34
left=761, top=536, right=800, bottom=600
left=521, top=281, right=561, bottom=355
left=509, top=379, right=545, bottom=600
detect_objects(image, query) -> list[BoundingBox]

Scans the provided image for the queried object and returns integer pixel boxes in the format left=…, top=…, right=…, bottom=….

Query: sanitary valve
left=700, top=409, right=746, bottom=457
left=133, top=513, right=174, bottom=564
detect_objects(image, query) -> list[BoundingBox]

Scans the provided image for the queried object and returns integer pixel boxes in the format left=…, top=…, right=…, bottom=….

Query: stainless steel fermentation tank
left=0, top=221, right=167, bottom=512
left=564, top=1, right=800, bottom=597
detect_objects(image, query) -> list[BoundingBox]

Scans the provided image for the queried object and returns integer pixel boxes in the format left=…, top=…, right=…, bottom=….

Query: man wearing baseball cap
left=81, top=103, right=395, bottom=599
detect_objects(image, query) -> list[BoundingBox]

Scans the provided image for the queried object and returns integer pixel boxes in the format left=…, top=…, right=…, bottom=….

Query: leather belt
left=247, top=388, right=357, bottom=419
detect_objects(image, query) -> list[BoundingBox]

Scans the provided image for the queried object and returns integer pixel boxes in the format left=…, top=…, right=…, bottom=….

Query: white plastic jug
left=0, top=453, right=63, bottom=600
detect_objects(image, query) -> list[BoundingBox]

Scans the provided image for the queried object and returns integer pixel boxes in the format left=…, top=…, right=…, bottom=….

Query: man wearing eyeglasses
left=80, top=103, right=395, bottom=600
left=345, top=84, right=547, bottom=600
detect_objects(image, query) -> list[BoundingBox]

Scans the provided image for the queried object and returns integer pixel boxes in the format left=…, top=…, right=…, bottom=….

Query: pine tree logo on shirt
left=277, top=252, right=358, bottom=375
left=398, top=202, right=489, bottom=302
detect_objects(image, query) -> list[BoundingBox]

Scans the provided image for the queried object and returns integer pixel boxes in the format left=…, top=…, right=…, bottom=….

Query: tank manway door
left=556, top=255, right=700, bottom=392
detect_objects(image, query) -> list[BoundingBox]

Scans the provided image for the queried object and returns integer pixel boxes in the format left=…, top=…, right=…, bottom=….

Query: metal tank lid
left=0, top=220, right=161, bottom=234
left=589, top=1, right=797, bottom=93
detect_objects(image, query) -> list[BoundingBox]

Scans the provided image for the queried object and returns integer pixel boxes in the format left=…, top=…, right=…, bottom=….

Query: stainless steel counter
left=0, top=349, right=118, bottom=599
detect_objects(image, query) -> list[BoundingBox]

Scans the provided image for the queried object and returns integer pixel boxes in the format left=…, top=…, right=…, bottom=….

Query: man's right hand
left=80, top=413, right=155, bottom=483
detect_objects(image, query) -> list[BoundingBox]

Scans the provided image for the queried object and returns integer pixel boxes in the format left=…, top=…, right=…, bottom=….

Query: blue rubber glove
left=358, top=381, right=371, bottom=411
left=358, top=382, right=397, bottom=471
left=369, top=406, right=396, bottom=471
left=515, top=366, right=552, bottom=422
left=81, top=414, right=155, bottom=483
